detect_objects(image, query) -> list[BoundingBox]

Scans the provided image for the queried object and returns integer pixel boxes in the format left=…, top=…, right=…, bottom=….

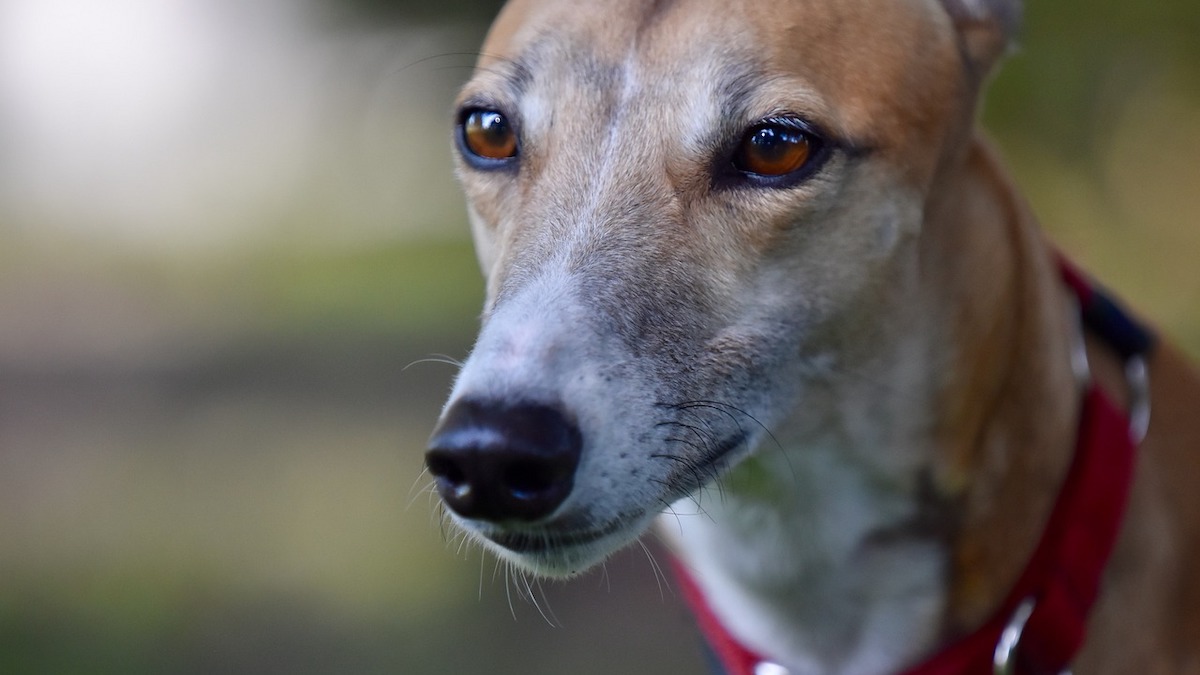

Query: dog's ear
left=939, top=0, right=1022, bottom=78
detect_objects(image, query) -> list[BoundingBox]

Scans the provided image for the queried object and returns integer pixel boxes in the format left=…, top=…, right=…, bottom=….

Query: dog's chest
left=661, top=440, right=948, bottom=674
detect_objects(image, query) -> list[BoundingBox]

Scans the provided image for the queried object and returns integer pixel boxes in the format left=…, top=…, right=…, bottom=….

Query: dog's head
left=426, top=0, right=1020, bottom=576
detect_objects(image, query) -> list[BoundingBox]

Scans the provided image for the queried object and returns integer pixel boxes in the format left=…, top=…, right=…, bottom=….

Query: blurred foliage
left=983, top=0, right=1200, bottom=355
left=230, top=240, right=485, bottom=341
left=985, top=0, right=1200, bottom=164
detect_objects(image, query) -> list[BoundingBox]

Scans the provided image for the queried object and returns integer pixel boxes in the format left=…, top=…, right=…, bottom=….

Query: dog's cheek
left=865, top=191, right=924, bottom=259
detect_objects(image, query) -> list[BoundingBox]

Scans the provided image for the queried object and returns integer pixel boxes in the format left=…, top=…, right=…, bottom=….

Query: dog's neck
left=662, top=135, right=1080, bottom=674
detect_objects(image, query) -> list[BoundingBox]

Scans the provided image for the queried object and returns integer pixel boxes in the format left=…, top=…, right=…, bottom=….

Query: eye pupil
left=734, top=123, right=813, bottom=177
left=462, top=109, right=517, bottom=161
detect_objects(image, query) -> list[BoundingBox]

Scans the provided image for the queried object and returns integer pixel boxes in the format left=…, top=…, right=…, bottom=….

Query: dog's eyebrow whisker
left=385, top=50, right=528, bottom=88
left=431, top=64, right=487, bottom=75
left=402, top=354, right=465, bottom=371
left=386, top=51, right=490, bottom=78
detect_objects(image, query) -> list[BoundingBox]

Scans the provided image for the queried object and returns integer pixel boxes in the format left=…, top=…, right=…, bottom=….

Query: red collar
left=671, top=259, right=1151, bottom=675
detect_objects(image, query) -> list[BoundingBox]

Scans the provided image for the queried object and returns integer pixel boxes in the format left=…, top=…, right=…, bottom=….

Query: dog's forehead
left=472, top=0, right=964, bottom=149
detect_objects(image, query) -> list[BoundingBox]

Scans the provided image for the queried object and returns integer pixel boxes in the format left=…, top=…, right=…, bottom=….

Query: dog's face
left=429, top=0, right=1002, bottom=576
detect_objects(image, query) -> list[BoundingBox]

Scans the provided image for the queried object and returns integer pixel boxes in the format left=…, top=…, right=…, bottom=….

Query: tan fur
left=443, top=0, right=1200, bottom=670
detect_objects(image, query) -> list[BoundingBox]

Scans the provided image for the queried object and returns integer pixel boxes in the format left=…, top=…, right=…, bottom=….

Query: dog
left=424, top=0, right=1200, bottom=672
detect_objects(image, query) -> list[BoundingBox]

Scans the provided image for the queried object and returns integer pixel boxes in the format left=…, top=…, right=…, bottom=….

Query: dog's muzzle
left=426, top=399, right=583, bottom=522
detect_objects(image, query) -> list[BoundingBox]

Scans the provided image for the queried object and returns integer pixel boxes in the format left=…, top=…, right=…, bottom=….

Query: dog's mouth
left=483, top=517, right=628, bottom=554
left=469, top=513, right=659, bottom=576
left=466, top=431, right=750, bottom=573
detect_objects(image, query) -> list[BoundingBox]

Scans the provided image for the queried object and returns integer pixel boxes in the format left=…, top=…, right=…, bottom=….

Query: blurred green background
left=0, top=1, right=1196, bottom=673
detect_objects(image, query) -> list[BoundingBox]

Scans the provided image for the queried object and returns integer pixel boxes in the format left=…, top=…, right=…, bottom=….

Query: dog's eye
left=732, top=122, right=815, bottom=177
left=461, top=109, right=518, bottom=161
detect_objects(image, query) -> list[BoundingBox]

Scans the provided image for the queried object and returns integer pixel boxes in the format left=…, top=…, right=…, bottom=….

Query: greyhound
left=425, top=0, right=1200, bottom=672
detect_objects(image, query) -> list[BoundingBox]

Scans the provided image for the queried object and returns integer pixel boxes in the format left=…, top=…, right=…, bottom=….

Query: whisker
left=658, top=498, right=686, bottom=537
left=478, top=547, right=486, bottom=602
left=701, top=401, right=798, bottom=487
left=504, top=563, right=518, bottom=621
left=651, top=477, right=712, bottom=521
left=637, top=539, right=669, bottom=602
left=437, top=506, right=451, bottom=541
left=656, top=421, right=719, bottom=454
left=403, top=353, right=465, bottom=371
left=492, top=555, right=505, bottom=585
left=455, top=530, right=473, bottom=557
left=670, top=399, right=801, bottom=489
left=384, top=50, right=518, bottom=79
left=406, top=468, right=439, bottom=512
left=668, top=401, right=745, bottom=434
left=533, top=578, right=562, bottom=626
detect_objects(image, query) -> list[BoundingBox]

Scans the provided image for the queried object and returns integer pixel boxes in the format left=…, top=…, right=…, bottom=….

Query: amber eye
left=732, top=122, right=814, bottom=177
left=461, top=109, right=517, bottom=161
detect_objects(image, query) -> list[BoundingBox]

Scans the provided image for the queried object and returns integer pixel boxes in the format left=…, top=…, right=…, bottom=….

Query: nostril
left=504, top=459, right=560, bottom=499
left=426, top=454, right=468, bottom=493
left=425, top=398, right=583, bottom=522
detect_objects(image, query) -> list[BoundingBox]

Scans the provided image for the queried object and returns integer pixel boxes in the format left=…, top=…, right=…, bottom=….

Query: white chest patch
left=661, top=432, right=947, bottom=675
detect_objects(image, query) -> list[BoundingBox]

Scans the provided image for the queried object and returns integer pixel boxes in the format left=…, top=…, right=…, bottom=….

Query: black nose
left=425, top=399, right=583, bottom=522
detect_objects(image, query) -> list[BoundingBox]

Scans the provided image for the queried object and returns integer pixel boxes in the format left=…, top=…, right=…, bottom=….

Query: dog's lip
left=482, top=518, right=630, bottom=554
left=478, top=432, right=750, bottom=556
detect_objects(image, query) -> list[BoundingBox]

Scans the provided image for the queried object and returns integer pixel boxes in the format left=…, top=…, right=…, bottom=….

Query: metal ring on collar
left=1125, top=355, right=1151, bottom=443
left=992, top=598, right=1071, bottom=675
